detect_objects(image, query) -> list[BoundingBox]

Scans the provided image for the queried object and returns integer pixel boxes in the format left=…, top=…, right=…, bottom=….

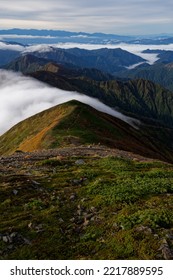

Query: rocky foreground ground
left=0, top=145, right=173, bottom=260
left=0, top=144, right=156, bottom=165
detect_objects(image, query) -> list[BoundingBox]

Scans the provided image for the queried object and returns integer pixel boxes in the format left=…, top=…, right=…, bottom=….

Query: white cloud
left=1, top=40, right=173, bottom=66
left=23, top=42, right=173, bottom=65
left=0, top=70, right=137, bottom=135
left=0, top=34, right=57, bottom=39
left=1, top=40, right=173, bottom=65
left=0, top=42, right=24, bottom=51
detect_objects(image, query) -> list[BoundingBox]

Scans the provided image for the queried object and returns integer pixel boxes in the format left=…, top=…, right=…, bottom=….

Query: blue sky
left=0, top=0, right=173, bottom=35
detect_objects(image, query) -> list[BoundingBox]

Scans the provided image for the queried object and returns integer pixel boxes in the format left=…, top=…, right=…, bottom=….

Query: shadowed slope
left=29, top=70, right=173, bottom=128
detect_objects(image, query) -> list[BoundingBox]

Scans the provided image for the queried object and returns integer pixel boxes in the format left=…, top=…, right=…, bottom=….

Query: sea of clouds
left=1, top=40, right=173, bottom=64
left=0, top=70, right=137, bottom=135
left=1, top=40, right=173, bottom=135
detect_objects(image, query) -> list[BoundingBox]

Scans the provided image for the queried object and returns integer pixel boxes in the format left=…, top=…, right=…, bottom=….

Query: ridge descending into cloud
left=0, top=70, right=137, bottom=135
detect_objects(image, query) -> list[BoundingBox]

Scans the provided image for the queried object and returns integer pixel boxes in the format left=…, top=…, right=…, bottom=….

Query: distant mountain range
left=2, top=41, right=173, bottom=91
left=0, top=28, right=173, bottom=45
left=4, top=47, right=145, bottom=74
left=117, top=50, right=173, bottom=91
left=3, top=52, right=173, bottom=127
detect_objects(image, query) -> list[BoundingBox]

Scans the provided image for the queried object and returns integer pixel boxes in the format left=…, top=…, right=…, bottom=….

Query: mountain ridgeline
left=1, top=36, right=173, bottom=260
left=1, top=48, right=173, bottom=163
left=120, top=62, right=173, bottom=92
left=1, top=28, right=173, bottom=44
left=4, top=53, right=173, bottom=128
left=29, top=68, right=173, bottom=128
left=1, top=100, right=173, bottom=163
left=4, top=47, right=146, bottom=74
left=3, top=46, right=173, bottom=91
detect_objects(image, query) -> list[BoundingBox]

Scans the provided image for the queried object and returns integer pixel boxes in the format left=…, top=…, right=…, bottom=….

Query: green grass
left=49, top=105, right=124, bottom=148
left=1, top=156, right=173, bottom=259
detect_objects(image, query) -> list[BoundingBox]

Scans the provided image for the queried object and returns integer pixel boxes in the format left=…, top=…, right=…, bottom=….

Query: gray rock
left=84, top=213, right=94, bottom=219
left=31, top=180, right=40, bottom=186
left=22, top=237, right=31, bottom=245
left=7, top=245, right=14, bottom=250
left=71, top=177, right=88, bottom=186
left=81, top=198, right=87, bottom=202
left=35, top=224, right=44, bottom=233
left=2, top=236, right=9, bottom=243
left=112, top=223, right=120, bottom=231
left=77, top=204, right=85, bottom=210
left=90, top=206, right=97, bottom=213
left=12, top=189, right=18, bottom=195
left=71, top=179, right=81, bottom=186
left=2, top=235, right=13, bottom=243
left=75, top=159, right=85, bottom=165
left=70, top=194, right=76, bottom=201
left=83, top=217, right=89, bottom=227
left=159, top=239, right=173, bottom=260
left=166, top=234, right=173, bottom=240
left=28, top=222, right=33, bottom=229
left=77, top=209, right=82, bottom=216
left=10, top=232, right=17, bottom=239
left=135, top=226, right=152, bottom=234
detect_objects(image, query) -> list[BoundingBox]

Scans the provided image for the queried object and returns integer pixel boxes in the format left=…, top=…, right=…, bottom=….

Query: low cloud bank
left=1, top=41, right=173, bottom=65
left=0, top=70, right=137, bottom=135
left=23, top=42, right=173, bottom=64
left=0, top=41, right=24, bottom=51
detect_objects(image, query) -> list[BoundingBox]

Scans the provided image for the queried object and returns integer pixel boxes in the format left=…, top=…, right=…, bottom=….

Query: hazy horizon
left=0, top=28, right=173, bottom=37
left=1, top=0, right=173, bottom=35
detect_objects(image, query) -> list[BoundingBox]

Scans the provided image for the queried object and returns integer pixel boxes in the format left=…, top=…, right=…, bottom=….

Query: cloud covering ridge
left=0, top=70, right=137, bottom=135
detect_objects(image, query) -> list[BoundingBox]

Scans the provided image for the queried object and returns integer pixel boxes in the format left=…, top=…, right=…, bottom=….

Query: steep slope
left=29, top=71, right=173, bottom=128
left=119, top=50, right=173, bottom=91
left=98, top=79, right=173, bottom=125
left=156, top=50, right=173, bottom=64
left=120, top=62, right=173, bottom=91
left=8, top=55, right=172, bottom=128
left=3, top=54, right=50, bottom=73
left=4, top=54, right=114, bottom=81
left=0, top=100, right=173, bottom=163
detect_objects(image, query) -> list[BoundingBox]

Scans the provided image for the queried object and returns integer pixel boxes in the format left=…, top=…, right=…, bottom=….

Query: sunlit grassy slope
left=0, top=100, right=173, bottom=163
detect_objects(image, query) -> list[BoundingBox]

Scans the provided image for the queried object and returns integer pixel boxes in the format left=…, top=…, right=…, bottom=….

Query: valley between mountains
left=1, top=42, right=173, bottom=260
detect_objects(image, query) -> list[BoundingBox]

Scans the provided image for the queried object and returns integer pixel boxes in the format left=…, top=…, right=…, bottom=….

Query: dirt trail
left=0, top=145, right=161, bottom=169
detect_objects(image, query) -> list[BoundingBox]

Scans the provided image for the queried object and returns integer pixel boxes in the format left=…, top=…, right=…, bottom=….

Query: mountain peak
left=0, top=100, right=173, bottom=163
